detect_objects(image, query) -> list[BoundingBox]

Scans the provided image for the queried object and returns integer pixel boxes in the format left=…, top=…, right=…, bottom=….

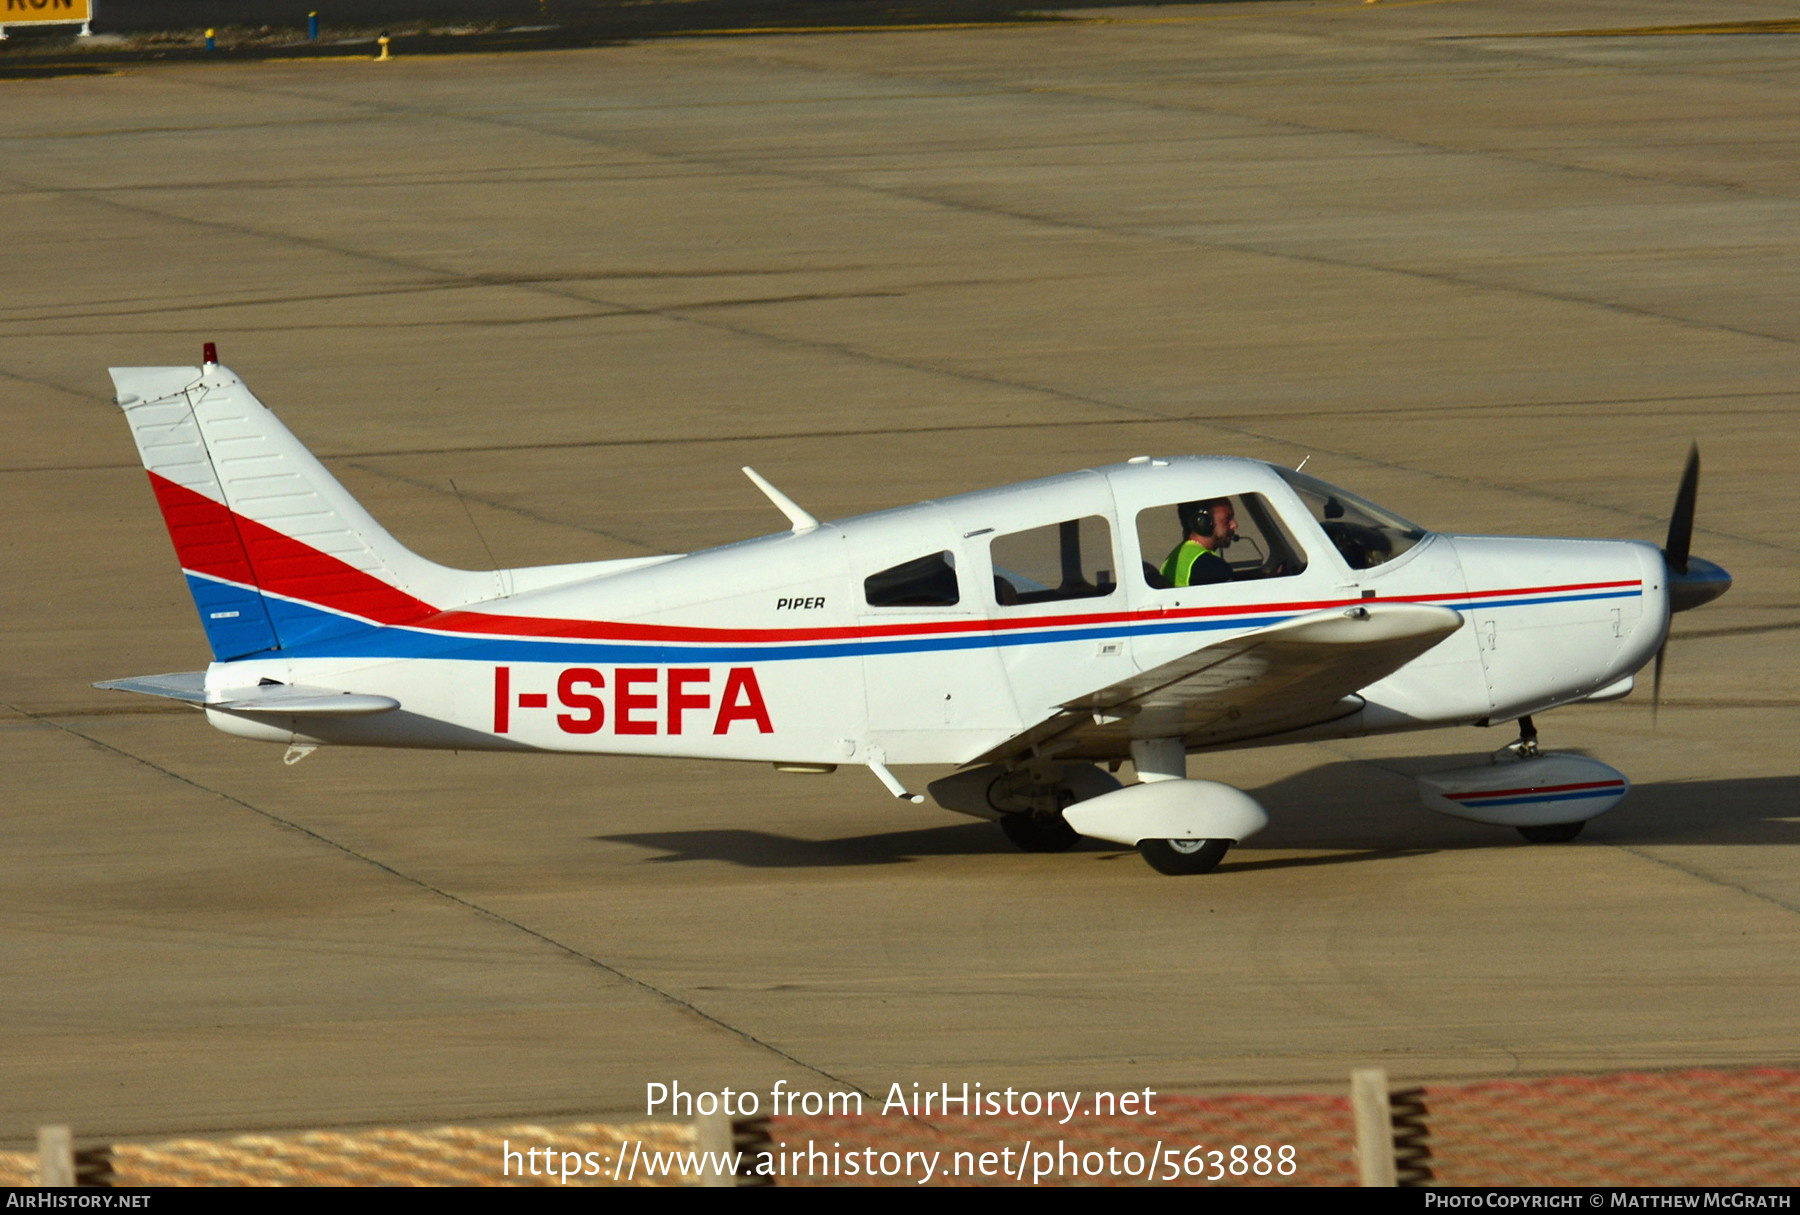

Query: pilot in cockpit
left=1161, top=498, right=1237, bottom=587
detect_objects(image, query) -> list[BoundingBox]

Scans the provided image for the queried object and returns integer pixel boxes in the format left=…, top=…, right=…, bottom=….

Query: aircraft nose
left=1668, top=554, right=1732, bottom=614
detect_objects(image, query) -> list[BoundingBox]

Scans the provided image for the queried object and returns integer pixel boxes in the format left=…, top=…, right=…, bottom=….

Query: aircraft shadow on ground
left=597, top=761, right=1800, bottom=870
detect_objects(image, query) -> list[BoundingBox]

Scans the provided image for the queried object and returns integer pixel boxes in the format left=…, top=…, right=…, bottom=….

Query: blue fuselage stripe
left=249, top=588, right=1639, bottom=665
left=1453, top=787, right=1624, bottom=808
left=1447, top=590, right=1639, bottom=612
left=283, top=613, right=1299, bottom=663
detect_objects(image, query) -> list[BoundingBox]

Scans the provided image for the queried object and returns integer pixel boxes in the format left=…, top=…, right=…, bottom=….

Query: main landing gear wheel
left=1137, top=838, right=1231, bottom=875
left=1000, top=812, right=1080, bottom=853
left=1517, top=822, right=1585, bottom=843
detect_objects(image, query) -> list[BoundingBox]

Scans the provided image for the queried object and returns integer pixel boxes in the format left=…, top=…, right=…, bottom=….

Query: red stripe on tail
left=147, top=472, right=439, bottom=624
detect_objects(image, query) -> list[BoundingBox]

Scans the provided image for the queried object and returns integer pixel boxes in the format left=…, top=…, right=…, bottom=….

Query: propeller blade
left=1651, top=642, right=1666, bottom=724
left=1659, top=444, right=1728, bottom=613
left=1663, top=443, right=1699, bottom=576
left=1651, top=444, right=1726, bottom=725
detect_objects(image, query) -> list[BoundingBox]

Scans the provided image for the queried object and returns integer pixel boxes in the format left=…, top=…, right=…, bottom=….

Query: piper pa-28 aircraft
left=99, top=349, right=1732, bottom=875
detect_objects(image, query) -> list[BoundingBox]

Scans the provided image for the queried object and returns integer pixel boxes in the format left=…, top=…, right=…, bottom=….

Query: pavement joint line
left=1, top=160, right=1165, bottom=431
left=1331, top=742, right=1800, bottom=919
left=664, top=20, right=1056, bottom=39
left=5, top=325, right=1790, bottom=558
left=0, top=115, right=389, bottom=143
left=339, top=460, right=662, bottom=553
left=155, top=67, right=1800, bottom=355
left=1604, top=838, right=1800, bottom=920
left=1, top=312, right=633, bottom=340
left=0, top=360, right=112, bottom=405
left=0, top=283, right=891, bottom=327
left=5, top=60, right=1795, bottom=556
left=0, top=0, right=1471, bottom=81
left=13, top=68, right=1800, bottom=450
left=1671, top=620, right=1800, bottom=642
left=1642, top=699, right=1800, bottom=709
left=811, top=175, right=1800, bottom=352
left=0, top=381, right=1793, bottom=475
left=738, top=21, right=1800, bottom=212
left=0, top=264, right=892, bottom=319
left=1157, top=418, right=1799, bottom=559
left=0, top=703, right=190, bottom=720
left=1467, top=20, right=1800, bottom=40
left=1060, top=0, right=1481, bottom=28
left=0, top=290, right=904, bottom=339
left=1, top=698, right=873, bottom=1100
left=4, top=7, right=1796, bottom=1140
left=3, top=366, right=1786, bottom=558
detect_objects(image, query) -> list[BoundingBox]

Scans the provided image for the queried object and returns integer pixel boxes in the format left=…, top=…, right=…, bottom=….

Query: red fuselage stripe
left=1444, top=780, right=1626, bottom=801
left=150, top=474, right=1642, bottom=647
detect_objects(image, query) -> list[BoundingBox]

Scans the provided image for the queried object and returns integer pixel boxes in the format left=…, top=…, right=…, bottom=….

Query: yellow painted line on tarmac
left=667, top=21, right=1042, bottom=36
left=1068, top=0, right=1482, bottom=26
left=1475, top=19, right=1800, bottom=38
left=243, top=55, right=386, bottom=65
left=0, top=0, right=1490, bottom=77
left=0, top=70, right=122, bottom=82
left=646, top=0, right=1486, bottom=38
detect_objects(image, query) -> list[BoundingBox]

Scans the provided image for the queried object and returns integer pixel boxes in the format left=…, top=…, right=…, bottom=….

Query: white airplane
left=99, top=349, right=1732, bottom=875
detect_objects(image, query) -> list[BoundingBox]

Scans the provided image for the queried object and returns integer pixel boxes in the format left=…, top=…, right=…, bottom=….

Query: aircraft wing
left=976, top=603, right=1465, bottom=763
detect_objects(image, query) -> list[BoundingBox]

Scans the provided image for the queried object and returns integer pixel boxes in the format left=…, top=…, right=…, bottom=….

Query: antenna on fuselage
left=447, top=477, right=500, bottom=573
left=741, top=466, right=820, bottom=534
left=1295, top=455, right=1311, bottom=473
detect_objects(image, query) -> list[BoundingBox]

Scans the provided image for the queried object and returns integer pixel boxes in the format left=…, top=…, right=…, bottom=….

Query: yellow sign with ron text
left=2, top=0, right=92, bottom=26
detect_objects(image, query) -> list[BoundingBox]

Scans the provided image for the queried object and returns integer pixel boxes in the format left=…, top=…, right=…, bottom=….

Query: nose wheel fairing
left=1416, top=748, right=1630, bottom=829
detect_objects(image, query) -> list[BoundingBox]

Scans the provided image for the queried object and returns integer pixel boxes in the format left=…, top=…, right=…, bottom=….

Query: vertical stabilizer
left=111, top=360, right=498, bottom=658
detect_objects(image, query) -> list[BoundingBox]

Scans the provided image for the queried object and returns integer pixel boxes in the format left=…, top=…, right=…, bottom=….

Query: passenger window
left=1136, top=494, right=1307, bottom=588
left=865, top=552, right=960, bottom=607
left=990, top=516, right=1116, bottom=606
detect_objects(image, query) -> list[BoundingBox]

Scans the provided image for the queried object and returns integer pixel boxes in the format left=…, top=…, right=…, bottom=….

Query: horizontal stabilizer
left=95, top=674, right=399, bottom=716
left=210, top=686, right=400, bottom=715
left=93, top=672, right=208, bottom=703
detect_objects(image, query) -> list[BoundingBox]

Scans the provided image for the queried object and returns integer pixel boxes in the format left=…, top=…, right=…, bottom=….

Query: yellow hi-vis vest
left=1161, top=540, right=1220, bottom=587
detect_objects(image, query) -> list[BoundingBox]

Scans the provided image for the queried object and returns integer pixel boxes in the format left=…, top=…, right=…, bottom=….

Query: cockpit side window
left=865, top=552, right=960, bottom=607
left=990, top=516, right=1116, bottom=606
left=1135, top=494, right=1307, bottom=588
left=1274, top=468, right=1426, bottom=571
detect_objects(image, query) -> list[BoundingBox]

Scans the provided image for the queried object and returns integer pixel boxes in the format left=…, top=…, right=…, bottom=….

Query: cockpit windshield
left=1274, top=467, right=1427, bottom=571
